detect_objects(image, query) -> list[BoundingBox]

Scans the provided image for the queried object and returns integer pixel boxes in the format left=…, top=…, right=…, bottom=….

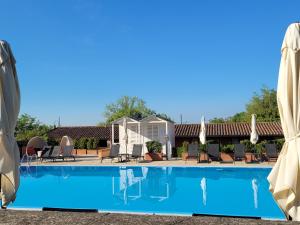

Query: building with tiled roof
left=48, top=122, right=283, bottom=148
left=175, top=122, right=283, bottom=147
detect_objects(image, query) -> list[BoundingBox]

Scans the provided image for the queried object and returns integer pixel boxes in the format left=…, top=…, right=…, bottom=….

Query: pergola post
left=112, top=123, right=115, bottom=145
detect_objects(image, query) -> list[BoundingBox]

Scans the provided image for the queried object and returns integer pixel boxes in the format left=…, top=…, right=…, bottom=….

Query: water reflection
left=112, top=167, right=175, bottom=204
left=200, top=177, right=207, bottom=206
left=252, top=179, right=258, bottom=209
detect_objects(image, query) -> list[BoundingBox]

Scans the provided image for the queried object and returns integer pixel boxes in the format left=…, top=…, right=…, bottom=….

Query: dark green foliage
left=146, top=141, right=162, bottom=153
left=240, top=139, right=255, bottom=152
left=93, top=138, right=100, bottom=149
left=74, top=139, right=80, bottom=149
left=15, top=114, right=53, bottom=143
left=103, top=96, right=173, bottom=123
left=221, top=144, right=234, bottom=153
left=79, top=138, right=88, bottom=149
left=209, top=87, right=279, bottom=123
left=86, top=138, right=94, bottom=149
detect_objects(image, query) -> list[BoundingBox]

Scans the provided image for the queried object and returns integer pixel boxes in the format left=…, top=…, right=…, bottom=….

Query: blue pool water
left=9, top=166, right=285, bottom=219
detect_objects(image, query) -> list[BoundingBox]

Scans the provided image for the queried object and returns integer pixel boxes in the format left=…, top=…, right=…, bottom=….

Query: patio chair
left=48, top=146, right=62, bottom=161
left=234, top=144, right=246, bottom=162
left=129, top=144, right=143, bottom=163
left=185, top=143, right=199, bottom=163
left=265, top=144, right=278, bottom=162
left=100, top=144, right=120, bottom=163
left=39, top=146, right=52, bottom=161
left=61, top=145, right=76, bottom=161
left=207, top=144, right=220, bottom=162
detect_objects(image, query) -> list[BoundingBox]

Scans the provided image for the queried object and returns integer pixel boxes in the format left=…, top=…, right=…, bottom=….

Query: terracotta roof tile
left=48, top=126, right=119, bottom=140
left=48, top=122, right=283, bottom=140
left=175, top=122, right=283, bottom=137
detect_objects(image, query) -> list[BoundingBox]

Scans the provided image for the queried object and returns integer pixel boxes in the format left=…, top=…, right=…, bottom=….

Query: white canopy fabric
left=199, top=116, right=206, bottom=145
left=60, top=136, right=73, bottom=148
left=250, top=114, right=259, bottom=144
left=268, top=23, right=300, bottom=221
left=26, top=136, right=47, bottom=153
left=123, top=117, right=128, bottom=154
left=0, top=40, right=21, bottom=207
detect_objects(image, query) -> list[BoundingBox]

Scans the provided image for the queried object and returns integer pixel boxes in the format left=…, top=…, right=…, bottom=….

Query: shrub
left=146, top=141, right=162, bottom=153
left=92, top=138, right=100, bottom=149
left=177, top=146, right=185, bottom=157
left=256, top=140, right=268, bottom=154
left=240, top=139, right=255, bottom=152
left=79, top=138, right=88, bottom=149
left=182, top=141, right=189, bottom=152
left=221, top=144, right=234, bottom=153
left=86, top=138, right=94, bottom=149
left=73, top=139, right=80, bottom=149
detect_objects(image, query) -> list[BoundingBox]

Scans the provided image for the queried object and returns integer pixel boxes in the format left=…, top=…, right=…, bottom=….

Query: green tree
left=245, top=87, right=279, bottom=122
left=211, top=87, right=279, bottom=123
left=15, top=114, right=53, bottom=143
left=228, top=112, right=247, bottom=122
left=104, top=96, right=172, bottom=123
left=210, top=117, right=226, bottom=123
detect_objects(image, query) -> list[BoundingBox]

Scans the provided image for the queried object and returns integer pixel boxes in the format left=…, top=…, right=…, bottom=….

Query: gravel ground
left=0, top=210, right=298, bottom=225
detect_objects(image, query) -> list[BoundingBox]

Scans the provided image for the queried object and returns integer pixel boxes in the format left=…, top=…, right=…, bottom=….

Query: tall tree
left=209, top=87, right=279, bottom=123
left=15, top=114, right=53, bottom=142
left=104, top=96, right=172, bottom=123
left=245, top=87, right=279, bottom=122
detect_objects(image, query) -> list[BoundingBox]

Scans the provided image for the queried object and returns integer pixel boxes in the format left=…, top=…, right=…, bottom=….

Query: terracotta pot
left=98, top=148, right=110, bottom=159
left=87, top=149, right=98, bottom=155
left=181, top=152, right=188, bottom=160
left=76, top=149, right=87, bottom=155
left=144, top=152, right=163, bottom=161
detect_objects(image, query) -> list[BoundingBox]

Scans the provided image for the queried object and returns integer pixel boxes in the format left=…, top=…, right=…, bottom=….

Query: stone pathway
left=0, top=210, right=298, bottom=225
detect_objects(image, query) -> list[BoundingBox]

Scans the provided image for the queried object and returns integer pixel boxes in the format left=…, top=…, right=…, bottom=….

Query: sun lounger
left=185, top=143, right=199, bottom=163
left=48, top=146, right=62, bottom=161
left=100, top=144, right=120, bottom=163
left=234, top=144, right=246, bottom=162
left=129, top=144, right=143, bottom=162
left=39, top=146, right=52, bottom=161
left=61, top=145, right=75, bottom=161
left=265, top=144, right=278, bottom=162
left=207, top=144, right=220, bottom=162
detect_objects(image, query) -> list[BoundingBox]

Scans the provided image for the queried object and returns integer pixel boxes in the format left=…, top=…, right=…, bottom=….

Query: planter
left=98, top=148, right=110, bottom=159
left=181, top=152, right=188, bottom=160
left=144, top=152, right=163, bottom=161
left=75, top=149, right=87, bottom=155
left=87, top=149, right=98, bottom=155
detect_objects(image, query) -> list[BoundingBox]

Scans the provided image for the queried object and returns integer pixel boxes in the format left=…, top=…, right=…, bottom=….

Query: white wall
left=117, top=120, right=175, bottom=157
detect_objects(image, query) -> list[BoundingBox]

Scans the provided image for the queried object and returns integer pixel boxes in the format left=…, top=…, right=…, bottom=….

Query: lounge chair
left=265, top=144, right=278, bottom=162
left=207, top=144, right=220, bottom=162
left=48, top=146, right=62, bottom=161
left=129, top=144, right=143, bottom=162
left=39, top=146, right=52, bottom=161
left=185, top=143, right=199, bottom=163
left=100, top=144, right=120, bottom=163
left=61, top=145, right=75, bottom=161
left=234, top=144, right=246, bottom=162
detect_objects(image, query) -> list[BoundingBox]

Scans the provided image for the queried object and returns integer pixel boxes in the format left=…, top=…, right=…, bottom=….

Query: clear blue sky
left=1, top=0, right=299, bottom=125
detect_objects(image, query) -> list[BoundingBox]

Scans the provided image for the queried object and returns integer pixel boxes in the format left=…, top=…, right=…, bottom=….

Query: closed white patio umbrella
left=123, top=117, right=128, bottom=155
left=250, top=114, right=259, bottom=145
left=268, top=23, right=300, bottom=221
left=199, top=116, right=206, bottom=145
left=0, top=40, right=21, bottom=207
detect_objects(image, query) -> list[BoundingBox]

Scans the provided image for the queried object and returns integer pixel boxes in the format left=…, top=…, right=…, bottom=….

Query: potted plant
left=145, top=141, right=163, bottom=161
left=178, top=141, right=189, bottom=160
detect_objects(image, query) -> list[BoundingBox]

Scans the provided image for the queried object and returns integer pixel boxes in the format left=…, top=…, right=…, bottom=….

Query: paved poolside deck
left=23, top=155, right=275, bottom=167
left=0, top=210, right=297, bottom=225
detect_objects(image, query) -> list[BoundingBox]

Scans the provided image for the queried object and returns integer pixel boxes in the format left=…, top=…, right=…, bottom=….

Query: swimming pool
left=8, top=166, right=285, bottom=220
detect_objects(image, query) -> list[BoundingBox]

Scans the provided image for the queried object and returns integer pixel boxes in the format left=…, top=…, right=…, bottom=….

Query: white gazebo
left=111, top=115, right=175, bottom=159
